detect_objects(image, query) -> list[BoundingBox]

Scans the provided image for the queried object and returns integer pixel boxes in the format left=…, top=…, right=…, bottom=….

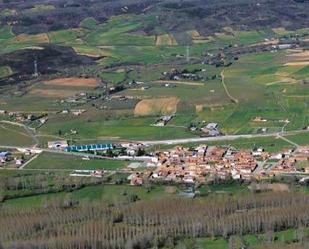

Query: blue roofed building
left=0, top=152, right=10, bottom=158
left=65, top=143, right=114, bottom=152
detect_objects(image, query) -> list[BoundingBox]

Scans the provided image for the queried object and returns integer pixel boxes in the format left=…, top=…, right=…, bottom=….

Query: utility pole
left=33, top=59, right=38, bottom=78
left=186, top=45, right=190, bottom=63
left=104, top=80, right=109, bottom=99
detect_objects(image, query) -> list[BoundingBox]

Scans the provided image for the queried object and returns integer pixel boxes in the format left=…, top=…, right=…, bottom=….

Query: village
left=1, top=137, right=308, bottom=187
left=128, top=144, right=309, bottom=186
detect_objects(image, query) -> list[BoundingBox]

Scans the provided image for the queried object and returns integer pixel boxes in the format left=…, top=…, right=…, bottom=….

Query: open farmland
left=0, top=1, right=309, bottom=249
left=44, top=77, right=99, bottom=87
left=211, top=51, right=309, bottom=134
left=28, top=88, right=79, bottom=98
left=134, top=97, right=179, bottom=116
left=38, top=112, right=193, bottom=141
left=155, top=34, right=178, bottom=46
left=25, top=152, right=128, bottom=170
left=0, top=122, right=35, bottom=146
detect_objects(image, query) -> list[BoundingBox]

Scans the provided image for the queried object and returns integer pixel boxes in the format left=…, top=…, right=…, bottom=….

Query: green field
left=38, top=112, right=194, bottom=141
left=25, top=152, right=129, bottom=170
left=0, top=11, right=308, bottom=152
left=177, top=228, right=308, bottom=249
left=2, top=184, right=173, bottom=208
left=0, top=122, right=35, bottom=146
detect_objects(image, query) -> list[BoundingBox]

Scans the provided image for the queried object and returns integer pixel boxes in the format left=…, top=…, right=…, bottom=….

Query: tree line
left=2, top=192, right=309, bottom=248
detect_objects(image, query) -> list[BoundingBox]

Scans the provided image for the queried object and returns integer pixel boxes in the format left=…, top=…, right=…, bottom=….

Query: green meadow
left=25, top=152, right=129, bottom=170
left=0, top=122, right=35, bottom=146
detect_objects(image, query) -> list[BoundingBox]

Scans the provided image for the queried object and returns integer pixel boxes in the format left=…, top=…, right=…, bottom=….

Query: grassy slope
left=0, top=123, right=35, bottom=146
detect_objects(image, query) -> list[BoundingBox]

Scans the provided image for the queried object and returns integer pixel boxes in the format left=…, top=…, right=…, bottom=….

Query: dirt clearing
left=134, top=97, right=179, bottom=116
left=284, top=61, right=309, bottom=66
left=29, top=89, right=78, bottom=98
left=13, top=33, right=50, bottom=43
left=44, top=77, right=98, bottom=87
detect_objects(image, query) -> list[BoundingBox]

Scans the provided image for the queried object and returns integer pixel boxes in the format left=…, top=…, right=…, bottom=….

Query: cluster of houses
left=60, top=109, right=86, bottom=116
left=46, top=139, right=308, bottom=186
left=128, top=145, right=309, bottom=185
left=0, top=151, right=25, bottom=167
left=269, top=146, right=309, bottom=175
left=161, top=68, right=204, bottom=81
left=0, top=110, right=47, bottom=125
left=63, top=92, right=99, bottom=104
left=189, top=122, right=221, bottom=137
left=201, top=123, right=221, bottom=136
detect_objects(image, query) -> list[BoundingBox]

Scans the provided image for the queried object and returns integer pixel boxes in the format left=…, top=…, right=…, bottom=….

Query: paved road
left=19, top=154, right=39, bottom=169
left=141, top=129, right=309, bottom=146
left=1, top=129, right=308, bottom=150
left=277, top=134, right=299, bottom=147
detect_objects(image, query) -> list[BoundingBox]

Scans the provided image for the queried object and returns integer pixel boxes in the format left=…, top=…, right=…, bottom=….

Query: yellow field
left=187, top=30, right=211, bottom=44
left=284, top=61, right=309, bottom=66
left=284, top=49, right=309, bottom=66
left=13, top=33, right=50, bottom=43
left=134, top=97, right=179, bottom=116
left=44, top=77, right=99, bottom=87
left=29, top=89, right=79, bottom=98
left=155, top=34, right=178, bottom=46
left=272, top=27, right=293, bottom=36
left=73, top=46, right=112, bottom=58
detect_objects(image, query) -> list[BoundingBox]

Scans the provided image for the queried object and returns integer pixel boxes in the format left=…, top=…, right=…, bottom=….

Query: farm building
left=0, top=151, right=10, bottom=163
left=201, top=123, right=220, bottom=136
left=0, top=152, right=10, bottom=158
left=48, top=140, right=68, bottom=150
left=65, top=143, right=114, bottom=152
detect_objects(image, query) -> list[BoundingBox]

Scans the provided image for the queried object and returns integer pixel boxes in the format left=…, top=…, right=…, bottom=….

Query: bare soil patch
left=134, top=97, right=179, bottom=116
left=195, top=104, right=204, bottom=112
left=29, top=89, right=77, bottom=98
left=284, top=49, right=309, bottom=66
left=284, top=61, right=309, bottom=66
left=13, top=33, right=50, bottom=43
left=44, top=77, right=98, bottom=87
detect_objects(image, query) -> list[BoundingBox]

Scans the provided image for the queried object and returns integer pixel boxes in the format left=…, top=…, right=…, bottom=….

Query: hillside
left=0, top=0, right=308, bottom=36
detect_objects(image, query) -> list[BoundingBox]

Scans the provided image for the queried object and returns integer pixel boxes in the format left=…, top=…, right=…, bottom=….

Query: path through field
left=220, top=70, right=239, bottom=104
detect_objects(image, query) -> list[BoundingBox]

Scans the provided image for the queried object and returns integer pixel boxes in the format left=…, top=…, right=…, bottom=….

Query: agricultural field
left=2, top=184, right=174, bottom=208
left=38, top=111, right=193, bottom=141
left=25, top=152, right=129, bottom=170
left=0, top=122, right=35, bottom=146
left=0, top=1, right=309, bottom=249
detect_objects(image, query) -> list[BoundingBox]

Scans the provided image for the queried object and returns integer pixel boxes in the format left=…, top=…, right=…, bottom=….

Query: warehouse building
left=65, top=143, right=114, bottom=152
